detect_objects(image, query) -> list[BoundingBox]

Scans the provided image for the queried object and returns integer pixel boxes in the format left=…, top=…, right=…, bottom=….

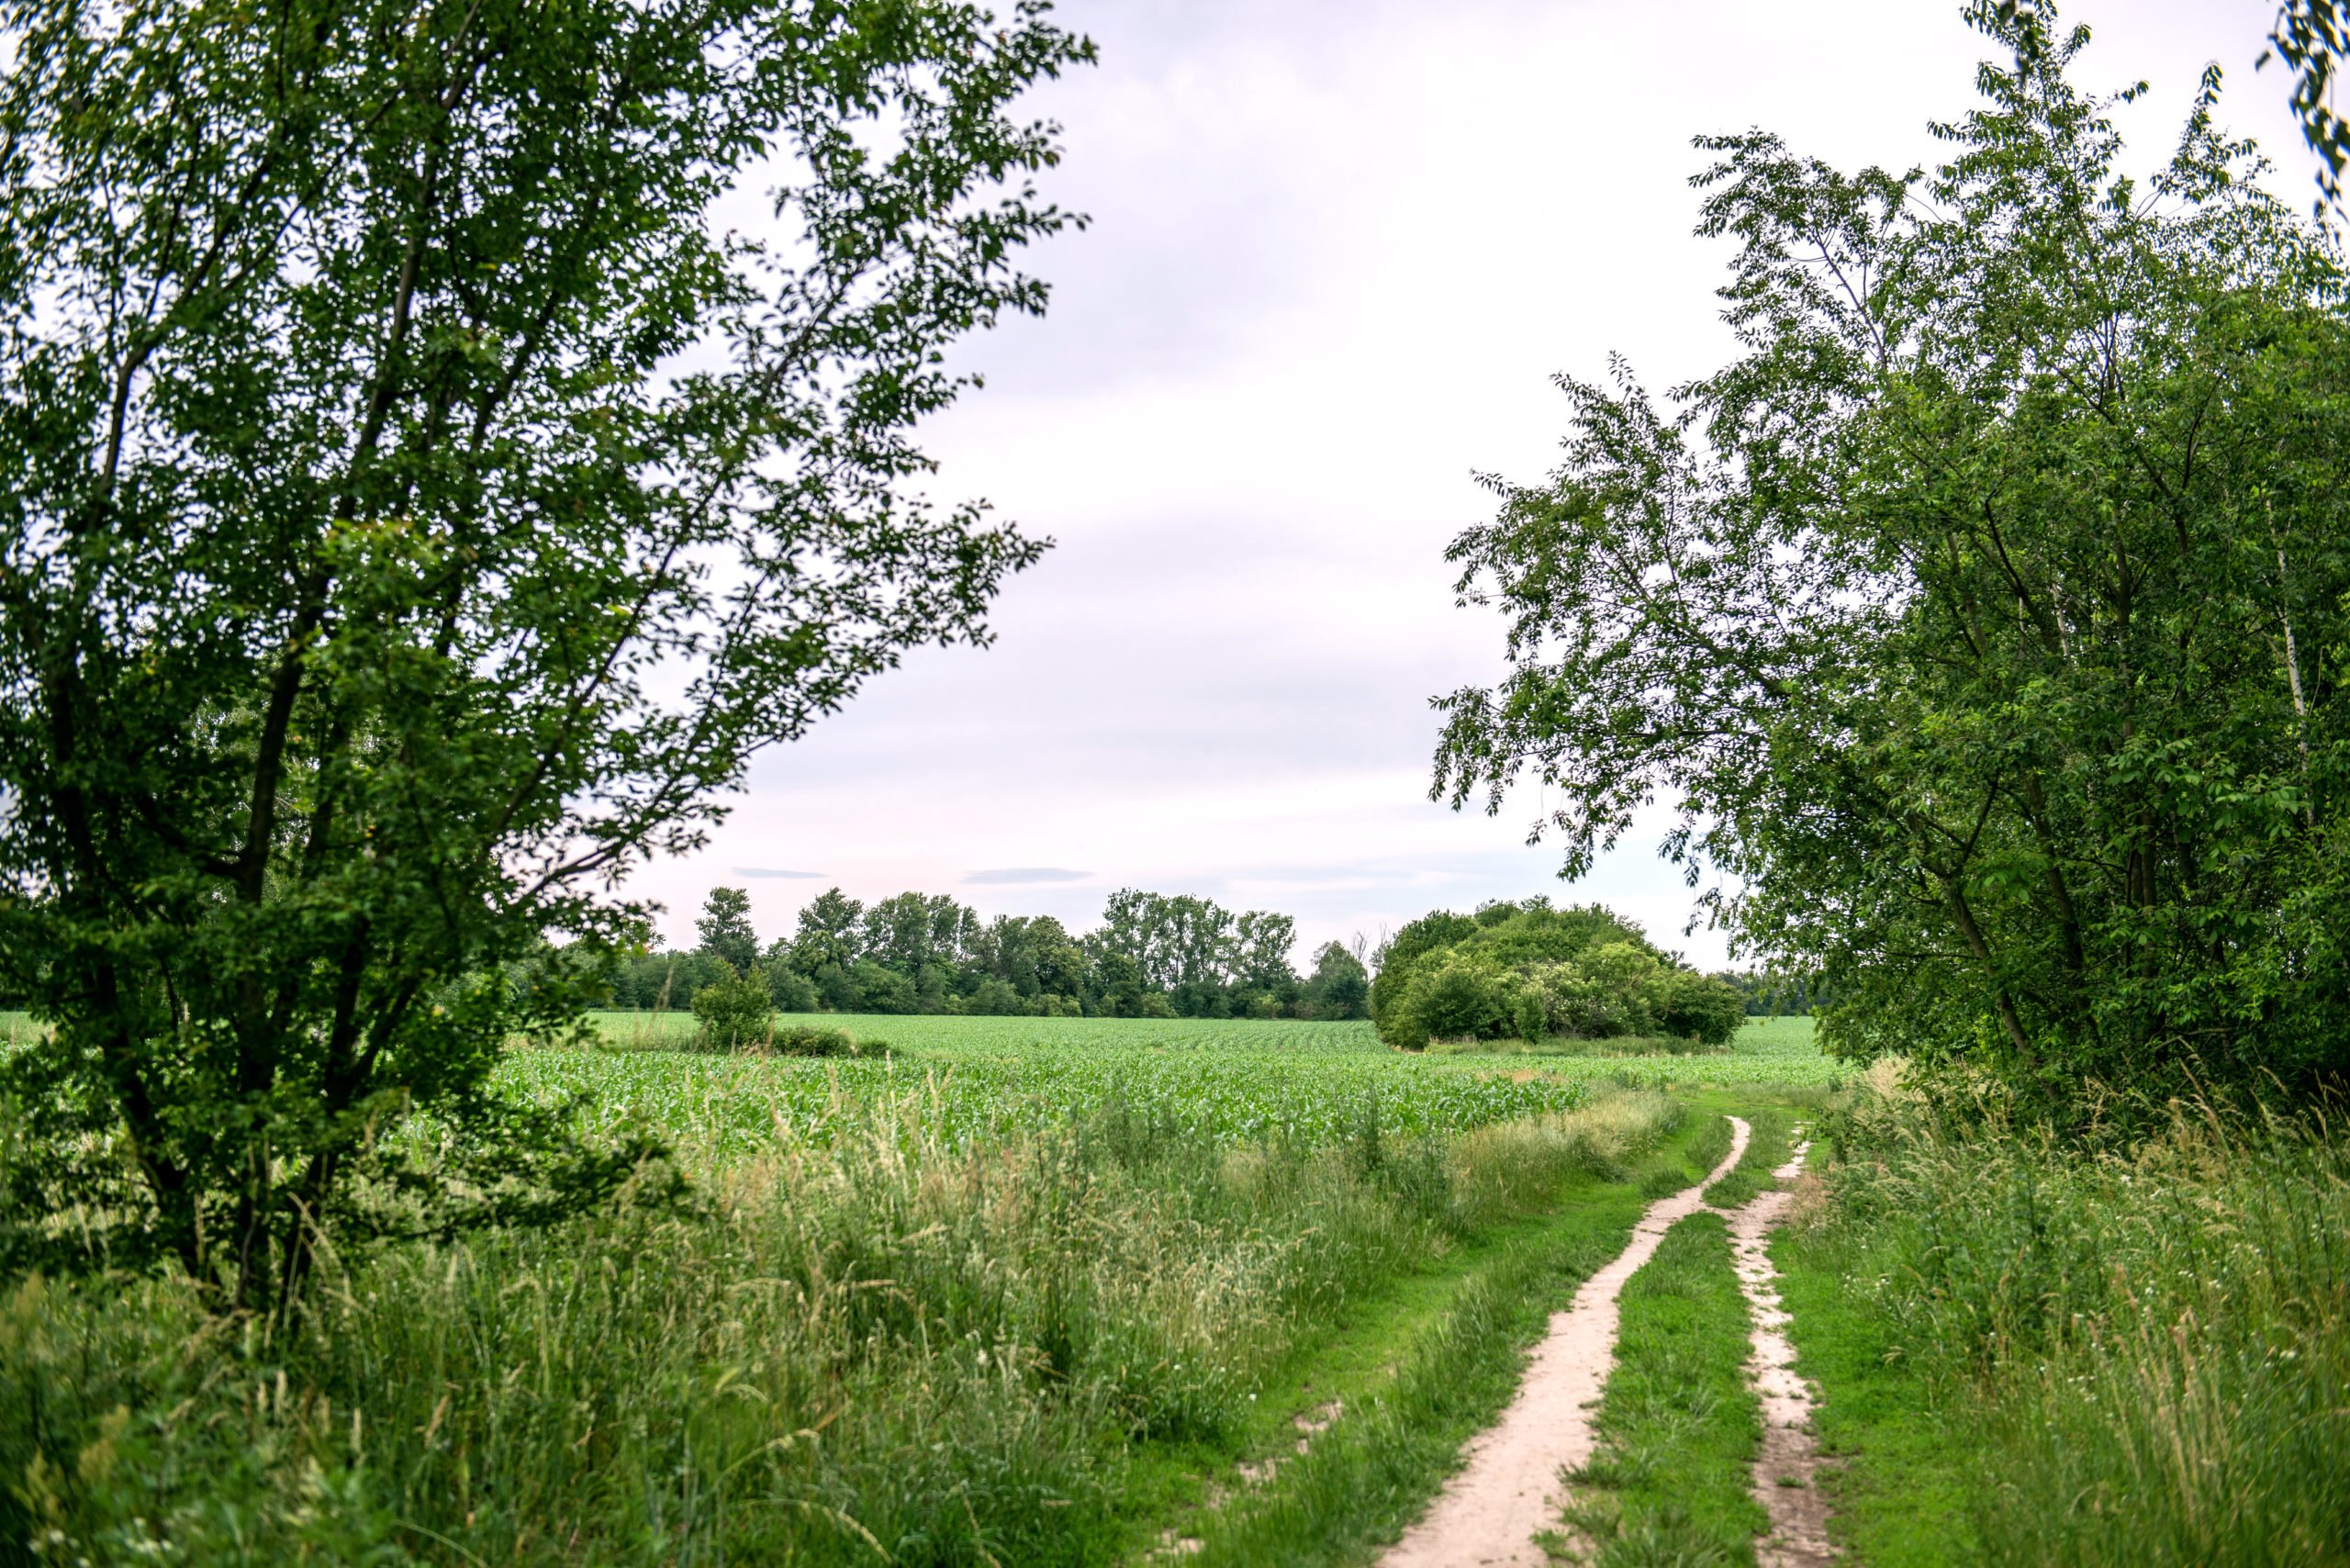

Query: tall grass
left=1424, top=1033, right=1726, bottom=1058
left=2, top=1084, right=1686, bottom=1565
left=1802, top=1089, right=2350, bottom=1565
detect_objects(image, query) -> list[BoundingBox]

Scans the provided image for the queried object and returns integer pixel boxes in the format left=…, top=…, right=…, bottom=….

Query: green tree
left=0, top=0, right=1089, bottom=1308
left=1303, top=940, right=1371, bottom=1020
left=690, top=962, right=772, bottom=1051
left=1093, top=888, right=1293, bottom=1000
left=2265, top=0, right=2350, bottom=205
left=1433, top=6, right=2350, bottom=1105
left=767, top=966, right=819, bottom=1014
left=1088, top=949, right=1147, bottom=1016
left=849, top=959, right=915, bottom=1014
left=695, top=888, right=760, bottom=973
left=859, top=890, right=977, bottom=975
left=787, top=888, right=867, bottom=977
left=1999, top=0, right=2350, bottom=208
left=969, top=911, right=1088, bottom=1003
left=1391, top=956, right=1512, bottom=1049
left=1369, top=902, right=1740, bottom=1048
left=1368, top=911, right=1478, bottom=1037
left=1232, top=910, right=1300, bottom=993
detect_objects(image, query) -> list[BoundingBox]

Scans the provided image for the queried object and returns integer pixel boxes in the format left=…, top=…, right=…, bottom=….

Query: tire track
left=1726, top=1129, right=1836, bottom=1566
left=1379, top=1116, right=1751, bottom=1568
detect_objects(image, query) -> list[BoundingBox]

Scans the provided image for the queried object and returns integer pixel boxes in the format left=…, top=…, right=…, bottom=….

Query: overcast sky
left=633, top=0, right=2308, bottom=967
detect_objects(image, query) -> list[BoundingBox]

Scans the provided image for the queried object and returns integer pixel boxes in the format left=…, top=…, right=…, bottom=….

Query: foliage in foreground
left=1784, top=1083, right=2350, bottom=1564
left=1370, top=900, right=1745, bottom=1052
left=0, top=1086, right=1693, bottom=1565
left=0, top=0, right=1089, bottom=1309
left=1432, top=2, right=2350, bottom=1108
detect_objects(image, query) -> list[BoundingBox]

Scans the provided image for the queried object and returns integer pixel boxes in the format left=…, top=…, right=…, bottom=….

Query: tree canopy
left=0, top=0, right=1091, bottom=1308
left=616, top=883, right=1358, bottom=1022
left=1369, top=901, right=1745, bottom=1051
left=1433, top=6, right=2350, bottom=1106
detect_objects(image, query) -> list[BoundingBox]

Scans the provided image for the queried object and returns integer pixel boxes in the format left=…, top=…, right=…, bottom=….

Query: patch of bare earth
left=1727, top=1132, right=1837, bottom=1567
left=1377, top=1118, right=1752, bottom=1568
left=1154, top=1398, right=1348, bottom=1558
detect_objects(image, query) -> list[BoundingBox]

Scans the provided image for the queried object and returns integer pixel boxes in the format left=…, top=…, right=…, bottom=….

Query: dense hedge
left=1369, top=901, right=1745, bottom=1051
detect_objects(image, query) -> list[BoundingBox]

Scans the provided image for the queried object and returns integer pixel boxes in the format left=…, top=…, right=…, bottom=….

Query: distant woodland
left=604, top=886, right=1800, bottom=1027
left=609, top=886, right=1374, bottom=1020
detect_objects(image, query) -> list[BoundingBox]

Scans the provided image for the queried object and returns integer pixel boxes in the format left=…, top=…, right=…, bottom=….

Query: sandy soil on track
left=1377, top=1117, right=1752, bottom=1568
left=1729, top=1134, right=1836, bottom=1567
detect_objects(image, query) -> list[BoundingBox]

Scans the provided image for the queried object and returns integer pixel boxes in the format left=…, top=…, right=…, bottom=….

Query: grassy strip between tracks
left=1558, top=1209, right=1765, bottom=1566
left=1698, top=1095, right=1803, bottom=1209
left=1767, top=1216, right=1976, bottom=1566
left=1159, top=1107, right=1732, bottom=1566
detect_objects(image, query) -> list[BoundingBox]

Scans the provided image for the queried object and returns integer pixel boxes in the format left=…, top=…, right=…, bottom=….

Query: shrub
left=1375, top=902, right=1745, bottom=1050
left=1391, top=955, right=1512, bottom=1049
left=1658, top=969, right=1745, bottom=1047
left=1516, top=957, right=1642, bottom=1039
left=771, top=1025, right=857, bottom=1057
left=689, top=964, right=772, bottom=1051
left=1368, top=911, right=1480, bottom=1036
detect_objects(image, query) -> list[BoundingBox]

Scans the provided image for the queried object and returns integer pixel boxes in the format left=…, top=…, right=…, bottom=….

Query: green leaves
left=1435, top=3, right=2350, bottom=1113
left=1369, top=902, right=1746, bottom=1051
left=2262, top=0, right=2350, bottom=209
left=0, top=0, right=1089, bottom=1305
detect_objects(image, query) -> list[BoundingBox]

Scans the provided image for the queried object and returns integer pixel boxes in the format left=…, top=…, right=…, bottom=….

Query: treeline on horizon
left=610, top=886, right=1376, bottom=1020
left=604, top=883, right=1809, bottom=1026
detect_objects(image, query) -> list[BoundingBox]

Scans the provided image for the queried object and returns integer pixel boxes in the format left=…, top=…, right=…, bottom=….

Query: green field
left=523, top=1011, right=1843, bottom=1161
left=15, top=1005, right=2344, bottom=1564
left=17, top=1010, right=1802, bottom=1565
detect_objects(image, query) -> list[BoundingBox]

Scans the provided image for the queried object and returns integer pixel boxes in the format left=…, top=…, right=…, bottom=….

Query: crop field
left=20, top=1002, right=2340, bottom=1566
left=18, top=1003, right=1785, bottom=1566
left=507, top=1011, right=1841, bottom=1162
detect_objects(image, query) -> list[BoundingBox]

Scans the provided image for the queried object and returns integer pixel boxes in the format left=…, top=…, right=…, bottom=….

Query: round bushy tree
left=691, top=964, right=774, bottom=1052
left=0, top=0, right=1090, bottom=1307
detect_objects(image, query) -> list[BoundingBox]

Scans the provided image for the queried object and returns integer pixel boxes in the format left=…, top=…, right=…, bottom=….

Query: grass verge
left=1769, top=1207, right=1977, bottom=1565
left=0, top=1082, right=1719, bottom=1566
left=1170, top=1107, right=1730, bottom=1566
left=1427, top=1035, right=1727, bottom=1058
left=1773, top=1087, right=2350, bottom=1566
left=1559, top=1210, right=1764, bottom=1566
